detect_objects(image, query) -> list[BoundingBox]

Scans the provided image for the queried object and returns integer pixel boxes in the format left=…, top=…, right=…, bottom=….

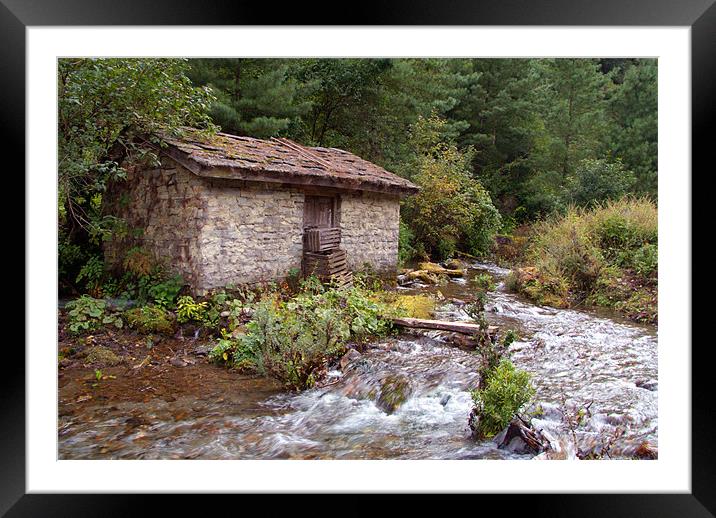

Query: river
left=58, top=262, right=657, bottom=459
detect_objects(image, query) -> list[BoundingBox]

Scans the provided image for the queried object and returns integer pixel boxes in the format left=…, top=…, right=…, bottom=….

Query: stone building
left=104, top=129, right=419, bottom=294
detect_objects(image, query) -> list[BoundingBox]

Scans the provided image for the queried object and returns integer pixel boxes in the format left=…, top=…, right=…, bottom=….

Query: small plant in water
left=469, top=358, right=535, bottom=439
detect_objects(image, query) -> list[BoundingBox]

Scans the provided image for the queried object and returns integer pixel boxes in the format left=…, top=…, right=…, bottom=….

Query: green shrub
left=66, top=295, right=123, bottom=334
left=124, top=305, right=174, bottom=335
left=176, top=295, right=209, bottom=324
left=212, top=285, right=394, bottom=390
left=469, top=359, right=535, bottom=439
left=209, top=329, right=259, bottom=371
left=400, top=115, right=501, bottom=261
left=568, top=158, right=636, bottom=207
left=472, top=273, right=496, bottom=292
left=501, top=329, right=519, bottom=347
left=516, top=197, right=657, bottom=317
left=147, top=274, right=184, bottom=308
left=75, top=255, right=106, bottom=296
left=398, top=219, right=418, bottom=265
left=631, top=243, right=658, bottom=278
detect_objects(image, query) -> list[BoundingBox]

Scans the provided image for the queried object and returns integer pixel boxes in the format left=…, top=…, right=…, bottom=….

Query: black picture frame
left=5, top=0, right=710, bottom=514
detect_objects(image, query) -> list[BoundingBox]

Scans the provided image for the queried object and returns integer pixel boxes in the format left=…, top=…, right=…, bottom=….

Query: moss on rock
left=84, top=346, right=122, bottom=366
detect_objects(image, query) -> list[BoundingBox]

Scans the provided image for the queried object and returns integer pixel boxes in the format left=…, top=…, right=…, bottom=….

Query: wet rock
left=496, top=418, right=548, bottom=455
left=192, top=343, right=214, bottom=356
left=377, top=374, right=411, bottom=414
left=340, top=349, right=362, bottom=370
left=405, top=270, right=440, bottom=284
left=635, top=379, right=658, bottom=391
left=439, top=394, right=451, bottom=406
left=170, top=357, right=189, bottom=368
left=444, top=258, right=466, bottom=270
left=84, top=346, right=122, bottom=367
left=632, top=441, right=658, bottom=459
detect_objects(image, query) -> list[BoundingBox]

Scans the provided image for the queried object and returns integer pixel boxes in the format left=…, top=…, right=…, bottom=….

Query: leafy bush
left=124, top=305, right=174, bottom=335
left=176, top=295, right=209, bottom=324
left=568, top=158, right=636, bottom=207
left=148, top=274, right=184, bottom=308
left=66, top=296, right=123, bottom=334
left=472, top=273, right=496, bottom=292
left=401, top=116, right=501, bottom=261
left=630, top=243, right=658, bottom=278
left=398, top=219, right=419, bottom=265
left=212, top=285, right=394, bottom=390
left=469, top=359, right=535, bottom=439
left=75, top=255, right=106, bottom=296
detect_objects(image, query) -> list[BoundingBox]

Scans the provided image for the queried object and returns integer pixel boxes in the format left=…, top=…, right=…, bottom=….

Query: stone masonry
left=339, top=191, right=400, bottom=277
left=105, top=158, right=403, bottom=294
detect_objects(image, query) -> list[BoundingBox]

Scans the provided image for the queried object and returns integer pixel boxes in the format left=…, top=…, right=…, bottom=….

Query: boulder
left=83, top=346, right=121, bottom=367
left=405, top=270, right=440, bottom=284
left=377, top=374, right=411, bottom=414
left=444, top=258, right=466, bottom=270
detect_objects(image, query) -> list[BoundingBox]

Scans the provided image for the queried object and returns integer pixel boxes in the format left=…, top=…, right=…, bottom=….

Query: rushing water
left=58, top=262, right=657, bottom=460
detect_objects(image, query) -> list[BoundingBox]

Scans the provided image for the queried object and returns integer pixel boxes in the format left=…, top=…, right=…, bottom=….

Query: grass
left=505, top=197, right=657, bottom=323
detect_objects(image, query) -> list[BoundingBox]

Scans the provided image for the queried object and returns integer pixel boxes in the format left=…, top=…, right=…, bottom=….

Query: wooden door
left=304, top=195, right=336, bottom=228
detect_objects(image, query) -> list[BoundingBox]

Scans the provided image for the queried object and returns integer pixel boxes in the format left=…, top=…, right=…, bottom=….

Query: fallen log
left=391, top=317, right=498, bottom=336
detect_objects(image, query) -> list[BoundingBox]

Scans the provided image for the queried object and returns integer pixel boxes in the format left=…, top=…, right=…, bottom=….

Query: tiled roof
left=160, top=129, right=419, bottom=195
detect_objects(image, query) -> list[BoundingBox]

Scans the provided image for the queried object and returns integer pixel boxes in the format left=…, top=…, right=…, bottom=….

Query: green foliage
left=471, top=273, right=496, bottom=292
left=124, top=305, right=174, bottom=335
left=470, top=359, right=535, bottom=439
left=501, top=329, right=519, bottom=347
left=512, top=197, right=657, bottom=320
left=608, top=60, right=658, bottom=196
left=212, top=284, right=394, bottom=390
left=65, top=296, right=123, bottom=334
left=147, top=274, right=184, bottom=308
left=188, top=59, right=312, bottom=138
left=176, top=296, right=209, bottom=324
left=75, top=255, right=106, bottom=296
left=631, top=243, right=658, bottom=278
left=568, top=158, right=636, bottom=207
left=401, top=116, right=501, bottom=261
left=398, top=219, right=419, bottom=265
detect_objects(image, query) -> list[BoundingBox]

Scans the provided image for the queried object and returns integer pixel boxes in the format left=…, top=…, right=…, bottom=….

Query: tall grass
left=510, top=197, right=657, bottom=321
left=528, top=197, right=656, bottom=288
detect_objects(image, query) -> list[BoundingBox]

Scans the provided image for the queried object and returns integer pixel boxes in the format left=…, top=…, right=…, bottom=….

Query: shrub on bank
left=506, top=197, right=657, bottom=322
left=210, top=282, right=398, bottom=390
left=65, top=295, right=123, bottom=334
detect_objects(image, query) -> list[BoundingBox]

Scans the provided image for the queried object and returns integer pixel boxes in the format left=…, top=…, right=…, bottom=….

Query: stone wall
left=196, top=179, right=305, bottom=292
left=104, top=159, right=208, bottom=289
left=105, top=159, right=403, bottom=294
left=339, top=191, right=401, bottom=276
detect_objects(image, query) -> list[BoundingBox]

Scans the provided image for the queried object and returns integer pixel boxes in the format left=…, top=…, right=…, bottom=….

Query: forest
left=57, top=58, right=658, bottom=460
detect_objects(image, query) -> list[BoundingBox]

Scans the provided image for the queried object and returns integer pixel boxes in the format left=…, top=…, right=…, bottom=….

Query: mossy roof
left=160, top=128, right=419, bottom=196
